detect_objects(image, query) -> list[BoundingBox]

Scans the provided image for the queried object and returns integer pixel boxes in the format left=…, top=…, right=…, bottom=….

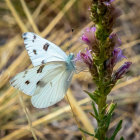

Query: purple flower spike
left=75, top=48, right=93, bottom=68
left=81, top=27, right=96, bottom=49
left=114, top=62, right=132, bottom=80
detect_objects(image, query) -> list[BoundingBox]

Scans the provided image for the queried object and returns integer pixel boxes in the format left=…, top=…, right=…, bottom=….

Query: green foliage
left=110, top=120, right=123, bottom=140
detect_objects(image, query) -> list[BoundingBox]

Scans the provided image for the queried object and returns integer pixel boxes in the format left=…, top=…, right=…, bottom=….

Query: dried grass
left=0, top=0, right=140, bottom=140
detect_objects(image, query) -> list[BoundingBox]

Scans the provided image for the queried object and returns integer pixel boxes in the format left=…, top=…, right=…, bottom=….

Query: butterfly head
left=68, top=53, right=74, bottom=60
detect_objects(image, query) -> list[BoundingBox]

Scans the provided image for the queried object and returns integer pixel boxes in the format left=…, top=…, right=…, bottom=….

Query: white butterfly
left=10, top=32, right=75, bottom=108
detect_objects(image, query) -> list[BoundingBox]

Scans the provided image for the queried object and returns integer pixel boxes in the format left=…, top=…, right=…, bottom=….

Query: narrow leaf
left=79, top=128, right=94, bottom=136
left=107, top=103, right=117, bottom=116
left=89, top=112, right=99, bottom=121
left=84, top=90, right=97, bottom=102
left=92, top=101, right=98, bottom=117
left=110, top=120, right=123, bottom=140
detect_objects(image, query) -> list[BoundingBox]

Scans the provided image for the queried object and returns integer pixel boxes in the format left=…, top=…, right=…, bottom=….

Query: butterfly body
left=10, top=32, right=75, bottom=108
left=66, top=53, right=75, bottom=71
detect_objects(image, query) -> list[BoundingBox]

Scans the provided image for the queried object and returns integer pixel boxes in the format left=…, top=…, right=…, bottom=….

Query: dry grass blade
left=66, top=90, right=94, bottom=134
left=41, top=0, right=77, bottom=36
left=20, top=0, right=40, bottom=34
left=5, top=0, right=28, bottom=32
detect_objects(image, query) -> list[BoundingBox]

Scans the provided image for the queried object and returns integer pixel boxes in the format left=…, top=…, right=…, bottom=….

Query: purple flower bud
left=81, top=27, right=96, bottom=49
left=75, top=48, right=93, bottom=68
left=82, top=35, right=90, bottom=44
left=106, top=48, right=126, bottom=70
left=113, top=62, right=132, bottom=80
left=109, top=33, right=121, bottom=48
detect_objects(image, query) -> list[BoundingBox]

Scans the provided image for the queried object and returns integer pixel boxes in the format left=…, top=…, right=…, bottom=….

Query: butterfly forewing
left=23, top=32, right=67, bottom=66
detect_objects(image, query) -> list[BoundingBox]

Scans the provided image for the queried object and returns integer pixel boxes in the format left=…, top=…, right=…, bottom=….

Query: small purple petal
left=75, top=48, right=93, bottom=68
left=114, top=62, right=132, bottom=80
left=82, top=35, right=90, bottom=44
left=85, top=48, right=92, bottom=59
left=75, top=51, right=82, bottom=61
left=91, top=27, right=96, bottom=32
left=114, top=48, right=126, bottom=63
left=106, top=48, right=126, bottom=69
left=80, top=27, right=96, bottom=49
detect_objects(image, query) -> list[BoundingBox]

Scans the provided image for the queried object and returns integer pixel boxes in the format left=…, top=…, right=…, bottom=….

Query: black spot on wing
left=33, top=49, right=37, bottom=55
left=25, top=80, right=30, bottom=85
left=37, top=65, right=45, bottom=73
left=43, top=43, right=49, bottom=51
left=37, top=81, right=40, bottom=85
left=32, top=35, right=37, bottom=42
left=23, top=37, right=27, bottom=40
left=33, top=35, right=36, bottom=39
left=36, top=80, right=46, bottom=87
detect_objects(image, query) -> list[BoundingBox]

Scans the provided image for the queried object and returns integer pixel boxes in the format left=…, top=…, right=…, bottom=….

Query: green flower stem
left=97, top=95, right=107, bottom=139
left=93, top=20, right=110, bottom=140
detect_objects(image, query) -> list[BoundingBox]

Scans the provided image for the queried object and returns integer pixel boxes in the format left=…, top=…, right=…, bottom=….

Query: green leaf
left=79, top=128, right=94, bottom=136
left=107, top=103, right=117, bottom=116
left=84, top=90, right=98, bottom=103
left=104, top=103, right=117, bottom=131
left=105, top=114, right=112, bottom=131
left=110, top=120, right=123, bottom=140
left=92, top=101, right=98, bottom=117
left=89, top=112, right=99, bottom=121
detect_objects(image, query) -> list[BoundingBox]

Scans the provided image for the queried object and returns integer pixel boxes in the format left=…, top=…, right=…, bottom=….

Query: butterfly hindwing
left=31, top=68, right=73, bottom=108
left=23, top=32, right=67, bottom=66
left=10, top=62, right=65, bottom=96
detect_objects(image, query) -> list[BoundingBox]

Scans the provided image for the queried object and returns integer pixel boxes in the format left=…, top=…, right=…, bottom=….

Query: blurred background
left=0, top=0, right=140, bottom=140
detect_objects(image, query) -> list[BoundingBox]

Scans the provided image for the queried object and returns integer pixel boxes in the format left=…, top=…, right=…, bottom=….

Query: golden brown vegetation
left=0, top=0, right=140, bottom=139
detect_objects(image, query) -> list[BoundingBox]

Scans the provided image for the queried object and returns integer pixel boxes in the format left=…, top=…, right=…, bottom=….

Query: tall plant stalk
left=75, top=0, right=132, bottom=139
